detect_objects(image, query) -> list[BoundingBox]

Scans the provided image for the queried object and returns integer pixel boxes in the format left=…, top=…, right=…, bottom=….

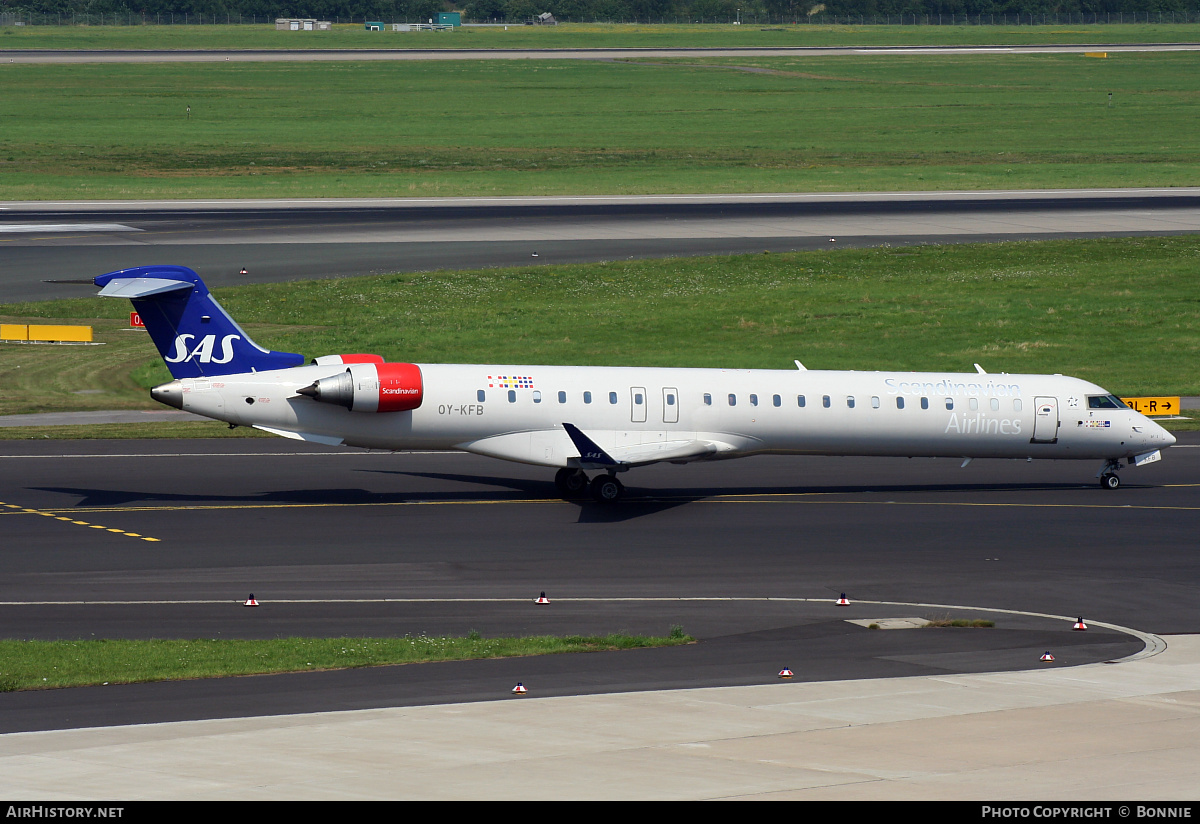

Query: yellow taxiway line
left=1, top=501, right=160, bottom=542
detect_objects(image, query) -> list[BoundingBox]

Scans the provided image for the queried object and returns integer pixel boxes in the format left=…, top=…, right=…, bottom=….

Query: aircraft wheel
left=1101, top=473, right=1121, bottom=490
left=590, top=474, right=624, bottom=503
left=555, top=468, right=589, bottom=497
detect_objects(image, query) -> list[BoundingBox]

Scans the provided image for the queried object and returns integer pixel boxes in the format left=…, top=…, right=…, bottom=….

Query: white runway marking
left=0, top=223, right=140, bottom=233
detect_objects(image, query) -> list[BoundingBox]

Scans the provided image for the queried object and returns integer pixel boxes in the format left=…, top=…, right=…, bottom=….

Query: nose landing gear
left=1098, top=458, right=1123, bottom=489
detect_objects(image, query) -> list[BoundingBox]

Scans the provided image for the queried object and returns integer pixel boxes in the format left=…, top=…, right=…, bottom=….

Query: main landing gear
left=554, top=468, right=625, bottom=503
left=1099, top=458, right=1122, bottom=490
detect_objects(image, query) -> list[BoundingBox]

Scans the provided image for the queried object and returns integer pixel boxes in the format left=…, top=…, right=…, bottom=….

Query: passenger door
left=631, top=386, right=647, bottom=423
left=1031, top=396, right=1059, bottom=443
left=661, top=387, right=679, bottom=424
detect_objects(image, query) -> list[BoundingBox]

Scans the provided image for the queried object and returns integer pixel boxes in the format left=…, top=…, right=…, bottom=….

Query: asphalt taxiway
left=4, top=189, right=1200, bottom=302
left=0, top=437, right=1195, bottom=731
left=0, top=436, right=1196, bottom=798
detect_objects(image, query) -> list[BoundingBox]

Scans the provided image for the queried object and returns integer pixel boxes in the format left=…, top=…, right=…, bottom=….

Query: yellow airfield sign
left=1121, top=397, right=1182, bottom=416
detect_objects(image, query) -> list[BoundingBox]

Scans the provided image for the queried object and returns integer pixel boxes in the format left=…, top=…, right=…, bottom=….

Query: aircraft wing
left=455, top=424, right=738, bottom=469
left=252, top=424, right=345, bottom=447
left=561, top=422, right=725, bottom=468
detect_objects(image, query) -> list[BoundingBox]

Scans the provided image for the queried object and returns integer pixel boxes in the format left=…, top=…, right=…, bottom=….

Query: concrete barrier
left=1, top=324, right=93, bottom=343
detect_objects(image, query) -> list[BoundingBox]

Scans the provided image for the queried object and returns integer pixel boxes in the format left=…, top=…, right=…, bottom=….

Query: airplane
left=94, top=265, right=1176, bottom=502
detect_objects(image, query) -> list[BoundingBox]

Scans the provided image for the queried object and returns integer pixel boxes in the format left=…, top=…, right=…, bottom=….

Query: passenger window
left=921, top=397, right=929, bottom=410
left=703, top=393, right=712, bottom=406
left=634, top=393, right=643, bottom=404
left=1014, top=399, right=1023, bottom=412
left=896, top=397, right=905, bottom=409
left=945, top=398, right=954, bottom=410
left=871, top=396, right=880, bottom=409
left=847, top=396, right=855, bottom=409
left=772, top=394, right=781, bottom=407
left=969, top=398, right=979, bottom=411
left=990, top=398, right=999, bottom=411
left=666, top=393, right=676, bottom=406
left=728, top=394, right=736, bottom=407
left=477, top=390, right=486, bottom=403
left=750, top=394, right=758, bottom=407
left=609, top=391, right=618, bottom=404
left=822, top=395, right=831, bottom=408
left=533, top=391, right=542, bottom=404
left=797, top=395, right=806, bottom=408
left=508, top=390, right=516, bottom=403
left=558, top=391, right=566, bottom=404
left=584, top=391, right=592, bottom=404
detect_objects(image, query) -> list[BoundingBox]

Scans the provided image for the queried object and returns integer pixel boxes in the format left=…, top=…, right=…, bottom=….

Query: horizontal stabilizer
left=97, top=277, right=194, bottom=299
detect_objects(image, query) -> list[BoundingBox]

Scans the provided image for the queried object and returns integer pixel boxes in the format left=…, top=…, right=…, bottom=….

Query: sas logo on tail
left=165, top=334, right=242, bottom=364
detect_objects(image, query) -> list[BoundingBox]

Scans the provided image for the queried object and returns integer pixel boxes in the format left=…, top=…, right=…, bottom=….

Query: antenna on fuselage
left=794, top=360, right=807, bottom=371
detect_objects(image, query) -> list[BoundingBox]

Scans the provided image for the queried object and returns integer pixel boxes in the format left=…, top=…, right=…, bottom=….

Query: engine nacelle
left=311, top=354, right=384, bottom=366
left=297, top=362, right=423, bottom=413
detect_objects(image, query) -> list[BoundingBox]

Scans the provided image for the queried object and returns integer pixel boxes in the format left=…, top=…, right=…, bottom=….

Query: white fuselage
left=167, top=363, right=1175, bottom=468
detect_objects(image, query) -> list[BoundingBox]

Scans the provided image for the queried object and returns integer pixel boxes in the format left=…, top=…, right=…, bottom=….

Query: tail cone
left=150, top=380, right=184, bottom=410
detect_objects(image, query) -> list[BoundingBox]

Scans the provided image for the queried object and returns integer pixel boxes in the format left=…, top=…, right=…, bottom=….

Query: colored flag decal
left=1080, top=420, right=1111, bottom=428
left=488, top=375, right=534, bottom=389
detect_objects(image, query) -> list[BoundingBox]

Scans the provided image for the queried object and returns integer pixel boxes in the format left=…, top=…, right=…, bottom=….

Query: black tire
left=555, top=468, right=588, bottom=496
left=1101, top=473, right=1121, bottom=490
left=590, top=474, right=624, bottom=503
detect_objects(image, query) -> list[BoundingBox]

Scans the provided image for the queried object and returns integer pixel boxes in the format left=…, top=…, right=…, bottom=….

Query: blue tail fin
left=94, top=265, right=305, bottom=379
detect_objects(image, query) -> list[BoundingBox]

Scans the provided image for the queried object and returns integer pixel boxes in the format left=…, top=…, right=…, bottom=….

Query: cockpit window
left=1087, top=394, right=1127, bottom=409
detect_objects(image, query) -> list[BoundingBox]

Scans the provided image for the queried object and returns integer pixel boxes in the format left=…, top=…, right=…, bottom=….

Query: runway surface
left=4, top=43, right=1200, bottom=64
left=0, top=435, right=1194, bottom=734
left=4, top=189, right=1200, bottom=302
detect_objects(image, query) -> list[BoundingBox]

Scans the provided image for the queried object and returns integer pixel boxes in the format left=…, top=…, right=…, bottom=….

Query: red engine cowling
left=311, top=354, right=385, bottom=366
left=375, top=362, right=423, bottom=412
left=297, top=362, right=423, bottom=413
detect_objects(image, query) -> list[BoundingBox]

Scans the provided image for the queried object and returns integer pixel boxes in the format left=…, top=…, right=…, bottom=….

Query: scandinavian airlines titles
left=884, top=377, right=1024, bottom=397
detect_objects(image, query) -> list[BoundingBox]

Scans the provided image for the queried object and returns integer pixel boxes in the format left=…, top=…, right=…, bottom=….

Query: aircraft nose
left=1146, top=418, right=1175, bottom=448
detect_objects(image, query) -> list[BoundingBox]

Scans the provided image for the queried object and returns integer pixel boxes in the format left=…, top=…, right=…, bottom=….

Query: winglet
left=562, top=423, right=619, bottom=466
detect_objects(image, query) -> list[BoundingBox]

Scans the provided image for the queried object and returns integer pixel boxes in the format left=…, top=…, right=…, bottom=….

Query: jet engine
left=311, top=354, right=385, bottom=366
left=297, top=362, right=423, bottom=413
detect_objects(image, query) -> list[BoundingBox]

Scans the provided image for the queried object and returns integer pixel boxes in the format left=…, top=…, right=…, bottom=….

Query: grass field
left=3, top=237, right=1198, bottom=417
left=0, top=630, right=692, bottom=691
left=4, top=22, right=1200, bottom=51
left=1, top=49, right=1197, bottom=198
left=2, top=21, right=1191, bottom=691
